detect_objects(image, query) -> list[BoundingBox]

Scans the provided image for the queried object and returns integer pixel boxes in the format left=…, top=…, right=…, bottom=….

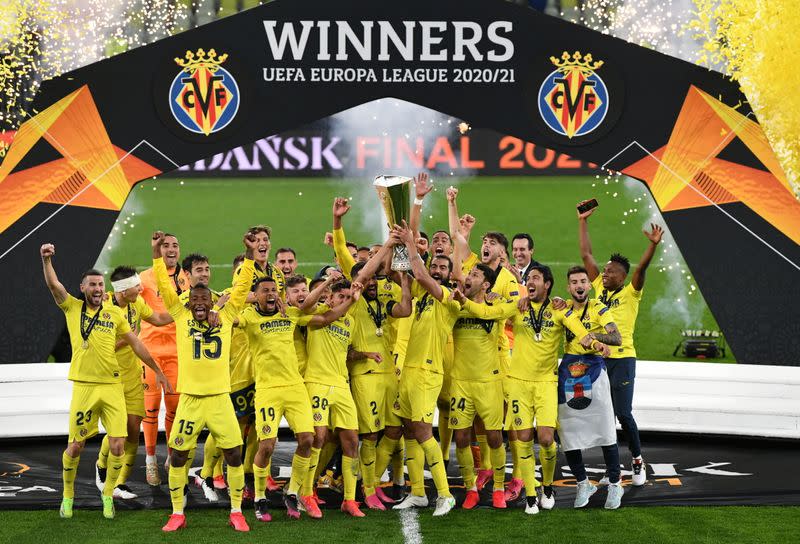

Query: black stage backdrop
left=1, top=0, right=798, bottom=364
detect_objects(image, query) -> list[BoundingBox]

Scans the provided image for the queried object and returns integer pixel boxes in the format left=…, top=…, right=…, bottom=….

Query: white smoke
left=614, top=175, right=704, bottom=327
left=329, top=98, right=471, bottom=241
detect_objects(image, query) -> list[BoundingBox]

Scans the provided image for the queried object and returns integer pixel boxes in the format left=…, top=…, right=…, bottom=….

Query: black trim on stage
left=1, top=432, right=797, bottom=510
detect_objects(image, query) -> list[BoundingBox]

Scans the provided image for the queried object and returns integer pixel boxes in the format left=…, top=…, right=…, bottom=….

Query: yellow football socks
left=421, top=437, right=451, bottom=497
left=253, top=463, right=269, bottom=501
left=456, top=446, right=476, bottom=489
left=97, top=436, right=109, bottom=469
left=287, top=453, right=310, bottom=496
left=405, top=439, right=426, bottom=496
left=117, top=440, right=138, bottom=485
left=62, top=452, right=80, bottom=499
left=359, top=439, right=377, bottom=496
left=513, top=440, right=540, bottom=495
left=342, top=455, right=358, bottom=501
left=490, top=444, right=507, bottom=491
left=227, top=464, right=245, bottom=511
left=539, top=442, right=558, bottom=486
left=477, top=434, right=492, bottom=471
left=103, top=452, right=124, bottom=496
left=169, top=464, right=187, bottom=514
left=301, top=447, right=321, bottom=496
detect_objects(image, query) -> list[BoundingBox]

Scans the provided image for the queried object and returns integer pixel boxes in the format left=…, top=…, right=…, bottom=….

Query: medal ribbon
left=365, top=298, right=383, bottom=329
left=80, top=300, right=102, bottom=345
left=528, top=298, right=550, bottom=338
left=599, top=286, right=622, bottom=307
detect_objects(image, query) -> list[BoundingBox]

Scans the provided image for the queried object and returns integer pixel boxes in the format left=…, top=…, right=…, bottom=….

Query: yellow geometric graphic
left=0, top=86, right=161, bottom=234
left=623, top=85, right=800, bottom=245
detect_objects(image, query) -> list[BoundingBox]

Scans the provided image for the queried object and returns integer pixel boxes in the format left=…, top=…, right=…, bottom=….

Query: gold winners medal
left=535, top=333, right=542, bottom=342
left=194, top=331, right=203, bottom=341
left=82, top=339, right=89, bottom=349
left=376, top=327, right=384, bottom=337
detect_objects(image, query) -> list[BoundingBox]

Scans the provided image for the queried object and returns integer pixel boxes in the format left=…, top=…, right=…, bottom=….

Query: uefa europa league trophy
left=374, top=175, right=413, bottom=271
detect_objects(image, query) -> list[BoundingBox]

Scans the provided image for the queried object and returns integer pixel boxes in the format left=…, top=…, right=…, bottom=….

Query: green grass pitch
left=1, top=506, right=798, bottom=543
left=96, top=175, right=734, bottom=362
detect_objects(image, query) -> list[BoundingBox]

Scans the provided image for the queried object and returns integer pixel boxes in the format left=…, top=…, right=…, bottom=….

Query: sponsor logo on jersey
left=169, top=48, right=240, bottom=136
left=538, top=51, right=608, bottom=138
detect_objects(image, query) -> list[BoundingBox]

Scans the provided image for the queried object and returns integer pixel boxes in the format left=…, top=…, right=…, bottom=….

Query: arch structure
left=0, top=0, right=797, bottom=364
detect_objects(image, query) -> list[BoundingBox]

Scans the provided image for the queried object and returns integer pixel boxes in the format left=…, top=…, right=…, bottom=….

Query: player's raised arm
left=225, top=232, right=257, bottom=312
left=152, top=231, right=182, bottom=312
left=352, top=232, right=395, bottom=286
left=307, top=280, right=360, bottom=326
left=409, top=171, right=432, bottom=238
left=142, top=311, right=174, bottom=326
left=299, top=269, right=342, bottom=312
left=631, top=224, right=663, bottom=291
left=390, top=271, right=413, bottom=318
left=40, top=243, right=68, bottom=305
left=447, top=186, right=469, bottom=282
left=577, top=200, right=600, bottom=280
left=394, top=222, right=445, bottom=301
left=332, top=197, right=356, bottom=278
left=461, top=295, right=518, bottom=321
left=121, top=331, right=174, bottom=393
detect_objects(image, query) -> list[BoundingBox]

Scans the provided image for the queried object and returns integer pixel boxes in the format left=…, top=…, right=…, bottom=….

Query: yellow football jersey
left=348, top=294, right=400, bottom=376
left=156, top=256, right=253, bottom=395
left=508, top=300, right=589, bottom=382
left=59, top=294, right=131, bottom=383
left=234, top=260, right=286, bottom=296
left=592, top=276, right=642, bottom=358
left=452, top=299, right=518, bottom=382
left=564, top=299, right=615, bottom=356
left=305, top=307, right=354, bottom=388
left=403, top=281, right=461, bottom=375
left=464, top=253, right=521, bottom=357
left=237, top=305, right=313, bottom=389
left=294, top=325, right=309, bottom=376
left=333, top=227, right=356, bottom=278
left=219, top=287, right=253, bottom=391
left=107, top=292, right=154, bottom=385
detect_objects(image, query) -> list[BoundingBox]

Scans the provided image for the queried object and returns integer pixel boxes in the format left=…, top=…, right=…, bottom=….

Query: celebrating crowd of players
left=40, top=174, right=663, bottom=531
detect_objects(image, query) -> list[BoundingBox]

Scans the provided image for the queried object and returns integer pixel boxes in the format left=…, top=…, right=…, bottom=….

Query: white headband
left=112, top=274, right=141, bottom=292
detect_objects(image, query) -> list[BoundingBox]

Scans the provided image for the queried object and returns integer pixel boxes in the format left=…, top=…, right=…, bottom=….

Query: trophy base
left=391, top=245, right=412, bottom=272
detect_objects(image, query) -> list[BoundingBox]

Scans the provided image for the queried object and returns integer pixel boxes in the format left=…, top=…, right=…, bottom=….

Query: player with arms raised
left=40, top=244, right=170, bottom=520
left=578, top=201, right=663, bottom=485
left=154, top=231, right=256, bottom=533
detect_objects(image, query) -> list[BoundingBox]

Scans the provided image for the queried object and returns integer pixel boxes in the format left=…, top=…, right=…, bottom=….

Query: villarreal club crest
left=538, top=51, right=608, bottom=139
left=169, top=48, right=240, bottom=136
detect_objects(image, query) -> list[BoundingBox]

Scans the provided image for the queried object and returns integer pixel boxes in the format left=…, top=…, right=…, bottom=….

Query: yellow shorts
left=122, top=376, right=145, bottom=419
left=350, top=372, right=401, bottom=434
left=449, top=379, right=504, bottom=431
left=68, top=382, right=126, bottom=443
left=503, top=377, right=558, bottom=430
left=305, top=382, right=358, bottom=431
left=168, top=393, right=243, bottom=451
left=255, top=383, right=314, bottom=440
left=394, top=366, right=442, bottom=424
